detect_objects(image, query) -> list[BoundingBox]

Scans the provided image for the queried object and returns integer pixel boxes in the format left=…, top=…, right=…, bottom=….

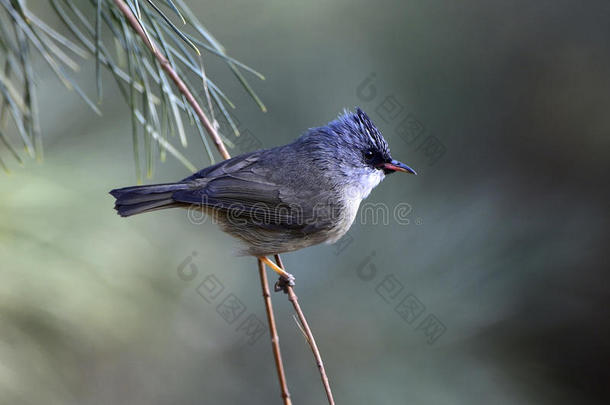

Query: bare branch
left=258, top=259, right=293, bottom=405
left=275, top=254, right=335, bottom=405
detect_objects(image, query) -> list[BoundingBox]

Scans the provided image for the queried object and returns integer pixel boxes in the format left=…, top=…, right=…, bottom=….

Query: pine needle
left=0, top=0, right=265, bottom=174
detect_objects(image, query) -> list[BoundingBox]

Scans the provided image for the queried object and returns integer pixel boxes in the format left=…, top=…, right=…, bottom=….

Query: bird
left=110, top=107, right=416, bottom=284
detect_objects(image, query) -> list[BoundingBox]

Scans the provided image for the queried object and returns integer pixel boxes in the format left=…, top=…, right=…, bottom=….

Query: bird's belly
left=206, top=192, right=364, bottom=255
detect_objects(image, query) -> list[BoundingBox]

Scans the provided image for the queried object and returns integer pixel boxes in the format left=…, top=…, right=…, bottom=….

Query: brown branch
left=258, top=259, right=292, bottom=405
left=112, top=0, right=230, bottom=160
left=275, top=255, right=335, bottom=405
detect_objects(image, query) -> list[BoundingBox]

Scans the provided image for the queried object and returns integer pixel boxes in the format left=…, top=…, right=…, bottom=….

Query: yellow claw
left=258, top=256, right=293, bottom=281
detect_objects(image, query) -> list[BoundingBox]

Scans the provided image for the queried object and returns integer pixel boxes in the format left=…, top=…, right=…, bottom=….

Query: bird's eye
left=364, top=150, right=375, bottom=161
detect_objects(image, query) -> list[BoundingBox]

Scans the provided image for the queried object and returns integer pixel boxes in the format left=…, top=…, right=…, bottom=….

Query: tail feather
left=110, top=182, right=189, bottom=217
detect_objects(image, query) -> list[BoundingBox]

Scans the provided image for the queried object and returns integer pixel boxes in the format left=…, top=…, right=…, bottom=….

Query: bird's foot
left=274, top=273, right=295, bottom=293
left=258, top=256, right=296, bottom=293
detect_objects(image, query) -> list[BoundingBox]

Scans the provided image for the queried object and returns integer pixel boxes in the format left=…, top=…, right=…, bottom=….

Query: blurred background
left=1, top=0, right=609, bottom=404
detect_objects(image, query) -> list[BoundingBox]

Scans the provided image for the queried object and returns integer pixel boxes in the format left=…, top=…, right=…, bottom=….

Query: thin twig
left=112, top=0, right=230, bottom=160
left=258, top=259, right=292, bottom=405
left=275, top=255, right=335, bottom=405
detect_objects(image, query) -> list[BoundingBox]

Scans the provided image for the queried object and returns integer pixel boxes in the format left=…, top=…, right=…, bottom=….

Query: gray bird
left=110, top=108, right=415, bottom=282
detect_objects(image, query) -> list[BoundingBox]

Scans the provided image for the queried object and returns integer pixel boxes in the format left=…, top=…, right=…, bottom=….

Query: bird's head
left=328, top=107, right=416, bottom=176
left=292, top=107, right=416, bottom=200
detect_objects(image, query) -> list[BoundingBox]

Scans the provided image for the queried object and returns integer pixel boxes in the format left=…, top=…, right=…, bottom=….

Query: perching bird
left=110, top=108, right=415, bottom=282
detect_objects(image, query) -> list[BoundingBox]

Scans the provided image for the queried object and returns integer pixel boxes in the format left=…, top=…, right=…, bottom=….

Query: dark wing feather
left=173, top=151, right=307, bottom=228
left=180, top=151, right=260, bottom=182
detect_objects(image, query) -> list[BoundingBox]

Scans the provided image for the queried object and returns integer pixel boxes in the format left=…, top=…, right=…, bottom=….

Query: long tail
left=109, top=183, right=189, bottom=217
